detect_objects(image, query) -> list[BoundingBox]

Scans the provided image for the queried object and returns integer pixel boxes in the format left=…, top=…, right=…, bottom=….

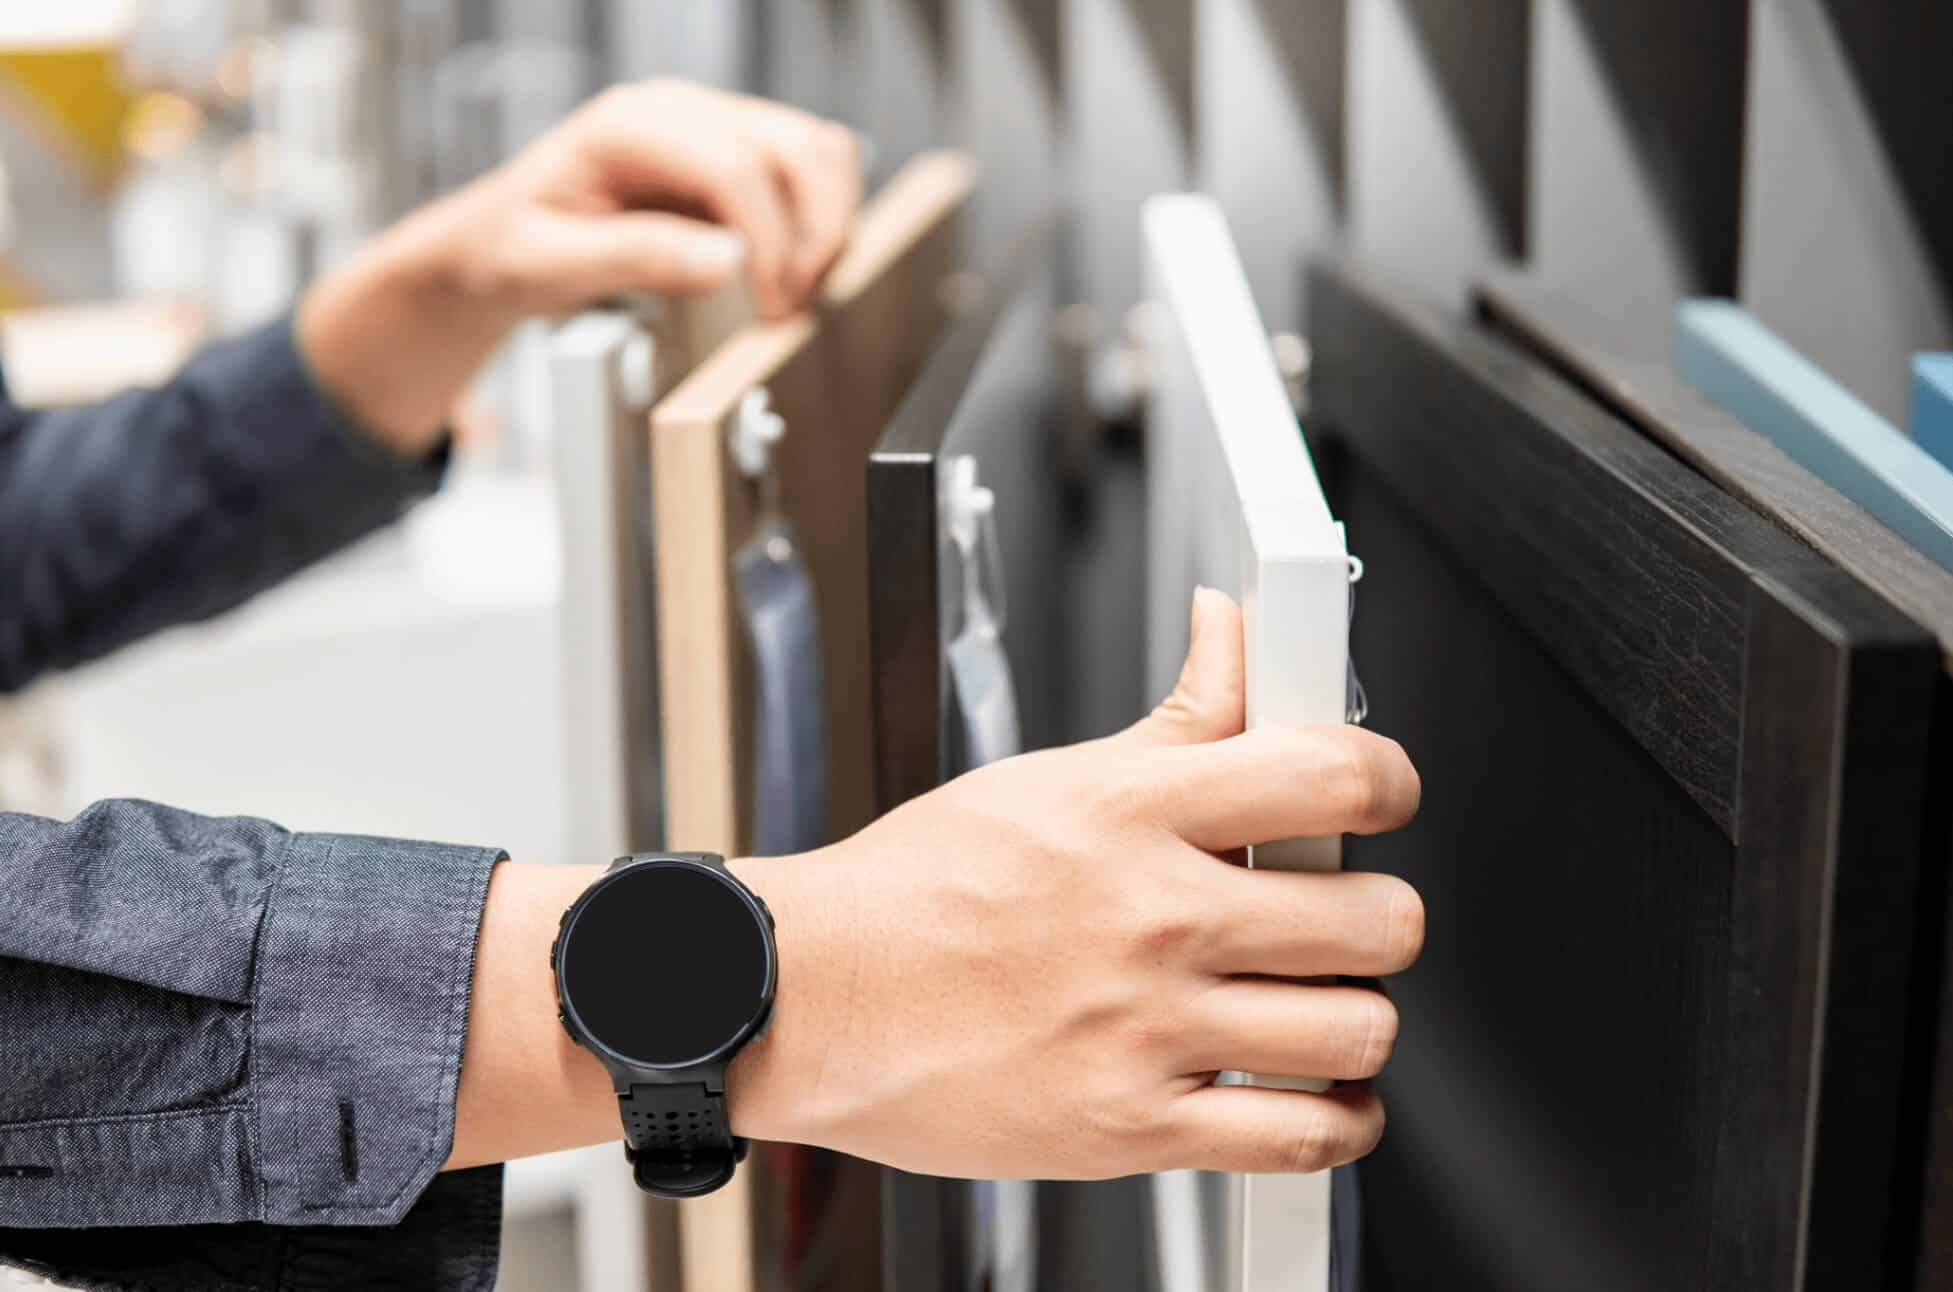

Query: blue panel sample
left=1914, top=354, right=1953, bottom=471
left=1676, top=300, right=1953, bottom=573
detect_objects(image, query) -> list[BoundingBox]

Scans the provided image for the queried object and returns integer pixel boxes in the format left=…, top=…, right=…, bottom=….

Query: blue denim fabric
left=0, top=323, right=507, bottom=1288
left=0, top=317, right=445, bottom=693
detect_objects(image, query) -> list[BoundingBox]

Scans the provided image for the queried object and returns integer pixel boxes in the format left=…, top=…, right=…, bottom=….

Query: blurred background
left=0, top=2, right=1947, bottom=1290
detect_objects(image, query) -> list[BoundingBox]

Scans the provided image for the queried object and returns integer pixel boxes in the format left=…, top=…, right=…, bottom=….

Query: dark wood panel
left=1476, top=276, right=1953, bottom=674
left=1398, top=0, right=1531, bottom=257
left=1720, top=596, right=1935, bottom=1290
left=1818, top=0, right=1953, bottom=300
left=1563, top=0, right=1749, bottom=294
left=1912, top=682, right=1953, bottom=1288
left=1311, top=261, right=1763, bottom=830
left=1309, top=259, right=1939, bottom=1289
left=1470, top=275, right=1953, bottom=1290
left=1345, top=471, right=1736, bottom=1291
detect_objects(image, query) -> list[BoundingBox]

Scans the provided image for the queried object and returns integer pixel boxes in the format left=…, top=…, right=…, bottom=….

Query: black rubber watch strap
left=620, top=1081, right=746, bottom=1197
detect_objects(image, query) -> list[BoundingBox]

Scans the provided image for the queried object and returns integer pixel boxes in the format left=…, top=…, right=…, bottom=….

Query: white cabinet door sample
left=1143, top=194, right=1354, bottom=1292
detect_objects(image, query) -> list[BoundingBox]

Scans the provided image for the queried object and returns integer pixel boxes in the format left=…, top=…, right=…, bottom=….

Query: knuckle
left=1124, top=888, right=1203, bottom=962
left=1089, top=763, right=1160, bottom=831
left=713, top=149, right=770, bottom=199
left=1087, top=1082, right=1164, bottom=1147
left=820, top=121, right=859, bottom=163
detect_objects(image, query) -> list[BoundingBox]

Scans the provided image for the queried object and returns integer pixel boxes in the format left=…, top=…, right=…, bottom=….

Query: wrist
left=723, top=853, right=854, bottom=1148
left=296, top=187, right=520, bottom=458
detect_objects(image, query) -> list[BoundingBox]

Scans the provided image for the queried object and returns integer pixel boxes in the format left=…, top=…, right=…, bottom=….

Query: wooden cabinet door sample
left=648, top=148, right=974, bottom=1292
left=1308, top=261, right=1939, bottom=1292
left=1143, top=194, right=1355, bottom=1292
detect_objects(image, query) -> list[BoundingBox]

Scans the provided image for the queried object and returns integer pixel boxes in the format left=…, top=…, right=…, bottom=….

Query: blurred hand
left=727, top=588, right=1425, bottom=1179
left=440, top=79, right=862, bottom=321
left=299, top=80, right=861, bottom=454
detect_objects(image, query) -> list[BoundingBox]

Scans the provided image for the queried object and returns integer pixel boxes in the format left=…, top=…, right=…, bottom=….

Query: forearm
left=0, top=323, right=446, bottom=693
left=443, top=861, right=615, bottom=1169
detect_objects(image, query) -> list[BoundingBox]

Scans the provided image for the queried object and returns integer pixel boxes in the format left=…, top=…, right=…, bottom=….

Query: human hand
left=728, top=588, right=1424, bottom=1180
left=300, top=80, right=860, bottom=453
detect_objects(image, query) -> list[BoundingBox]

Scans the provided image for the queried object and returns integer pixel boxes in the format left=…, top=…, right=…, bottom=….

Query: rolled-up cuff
left=252, top=832, right=501, bottom=1226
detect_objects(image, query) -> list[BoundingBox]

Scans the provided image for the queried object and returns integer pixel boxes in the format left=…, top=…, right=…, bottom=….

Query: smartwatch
left=551, top=853, right=777, bottom=1197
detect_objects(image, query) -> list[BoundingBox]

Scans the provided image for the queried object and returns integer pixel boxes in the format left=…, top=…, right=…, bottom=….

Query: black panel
left=1818, top=0, right=1953, bottom=300
left=1562, top=0, right=1749, bottom=294
left=1478, top=273, right=1953, bottom=1290
left=1308, top=260, right=1938, bottom=1290
left=1345, top=466, right=1733, bottom=1292
left=870, top=218, right=1073, bottom=1290
left=1397, top=0, right=1531, bottom=257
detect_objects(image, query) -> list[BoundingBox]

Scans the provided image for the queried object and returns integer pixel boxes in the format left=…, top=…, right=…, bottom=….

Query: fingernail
left=1190, top=585, right=1213, bottom=638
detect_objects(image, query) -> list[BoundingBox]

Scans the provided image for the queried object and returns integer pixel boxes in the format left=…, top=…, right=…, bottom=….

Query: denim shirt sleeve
left=0, top=316, right=447, bottom=695
left=0, top=800, right=506, bottom=1292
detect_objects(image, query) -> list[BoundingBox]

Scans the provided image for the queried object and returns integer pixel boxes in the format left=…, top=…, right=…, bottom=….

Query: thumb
left=536, top=210, right=747, bottom=308
left=1120, top=587, right=1246, bottom=748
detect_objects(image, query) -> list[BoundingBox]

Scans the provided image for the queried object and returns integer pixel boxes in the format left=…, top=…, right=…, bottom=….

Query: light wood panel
left=648, top=148, right=974, bottom=1292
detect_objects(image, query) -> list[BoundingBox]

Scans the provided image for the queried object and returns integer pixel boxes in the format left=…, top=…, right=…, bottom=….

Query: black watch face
left=560, top=862, right=773, bottom=1067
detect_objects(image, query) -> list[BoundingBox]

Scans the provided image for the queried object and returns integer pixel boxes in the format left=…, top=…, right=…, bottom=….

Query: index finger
left=1141, top=724, right=1421, bottom=852
left=732, top=99, right=863, bottom=301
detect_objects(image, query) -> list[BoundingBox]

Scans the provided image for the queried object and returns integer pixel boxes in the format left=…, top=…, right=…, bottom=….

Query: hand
left=727, top=589, right=1424, bottom=1179
left=299, top=80, right=861, bottom=454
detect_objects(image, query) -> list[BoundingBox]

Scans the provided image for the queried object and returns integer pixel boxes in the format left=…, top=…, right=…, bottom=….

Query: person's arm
left=298, top=79, right=860, bottom=458
left=446, top=590, right=1426, bottom=1180
left=0, top=800, right=504, bottom=1291
left=0, top=592, right=1419, bottom=1292
left=0, top=81, right=858, bottom=694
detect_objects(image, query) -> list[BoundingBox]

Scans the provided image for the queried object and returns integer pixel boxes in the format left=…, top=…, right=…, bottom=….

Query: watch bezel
left=555, top=857, right=777, bottom=1073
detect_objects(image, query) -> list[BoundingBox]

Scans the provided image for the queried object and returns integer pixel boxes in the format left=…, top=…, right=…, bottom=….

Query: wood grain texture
left=1675, top=300, right=1953, bottom=577
left=648, top=149, right=973, bottom=1292
left=1313, top=262, right=1755, bottom=829
left=1478, top=277, right=1953, bottom=674
left=1479, top=273, right=1953, bottom=1290
left=1308, top=260, right=1939, bottom=1290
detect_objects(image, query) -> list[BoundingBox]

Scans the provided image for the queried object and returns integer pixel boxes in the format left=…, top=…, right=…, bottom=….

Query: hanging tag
left=939, top=455, right=1035, bottom=1292
left=941, top=456, right=1022, bottom=772
left=730, top=389, right=827, bottom=857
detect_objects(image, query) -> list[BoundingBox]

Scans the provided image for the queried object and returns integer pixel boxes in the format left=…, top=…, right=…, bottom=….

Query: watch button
left=548, top=936, right=559, bottom=970
left=557, top=1007, right=575, bottom=1040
